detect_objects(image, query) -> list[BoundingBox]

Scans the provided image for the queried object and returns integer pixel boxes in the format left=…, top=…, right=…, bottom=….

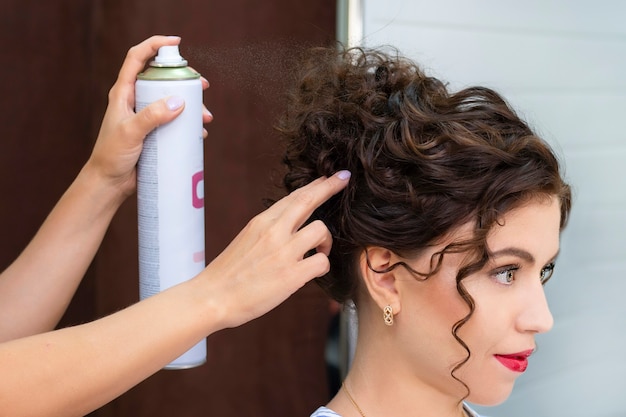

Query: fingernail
left=166, top=96, right=184, bottom=111
left=337, top=170, right=351, bottom=180
left=203, top=108, right=213, bottom=118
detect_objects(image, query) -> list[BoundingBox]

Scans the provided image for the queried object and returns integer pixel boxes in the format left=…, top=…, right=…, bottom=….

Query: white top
left=310, top=404, right=484, bottom=417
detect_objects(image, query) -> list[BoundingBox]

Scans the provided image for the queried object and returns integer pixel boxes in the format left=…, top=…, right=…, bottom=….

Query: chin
left=465, top=382, right=515, bottom=407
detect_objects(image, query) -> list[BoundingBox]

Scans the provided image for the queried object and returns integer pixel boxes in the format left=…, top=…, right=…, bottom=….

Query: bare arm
left=0, top=36, right=211, bottom=341
left=0, top=170, right=350, bottom=417
left=0, top=35, right=350, bottom=417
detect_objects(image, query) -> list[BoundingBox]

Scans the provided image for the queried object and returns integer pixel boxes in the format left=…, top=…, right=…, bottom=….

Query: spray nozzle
left=152, top=45, right=188, bottom=67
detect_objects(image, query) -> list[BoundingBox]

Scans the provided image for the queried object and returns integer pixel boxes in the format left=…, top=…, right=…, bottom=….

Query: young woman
left=0, top=36, right=349, bottom=417
left=279, top=45, right=571, bottom=417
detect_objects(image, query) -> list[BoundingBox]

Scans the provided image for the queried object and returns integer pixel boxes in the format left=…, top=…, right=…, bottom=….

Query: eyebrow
left=490, top=247, right=561, bottom=265
left=490, top=247, right=535, bottom=263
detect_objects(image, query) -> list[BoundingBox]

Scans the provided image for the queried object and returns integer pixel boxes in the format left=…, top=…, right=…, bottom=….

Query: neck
left=330, top=331, right=468, bottom=417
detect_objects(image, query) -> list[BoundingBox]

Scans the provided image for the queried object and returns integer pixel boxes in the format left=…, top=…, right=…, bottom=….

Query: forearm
left=0, top=163, right=127, bottom=341
left=0, top=169, right=350, bottom=417
left=0, top=276, right=220, bottom=417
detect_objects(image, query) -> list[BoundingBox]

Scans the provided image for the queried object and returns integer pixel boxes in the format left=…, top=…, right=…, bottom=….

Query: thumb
left=133, top=95, right=185, bottom=138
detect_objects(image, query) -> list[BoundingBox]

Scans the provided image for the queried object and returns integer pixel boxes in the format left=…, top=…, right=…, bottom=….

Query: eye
left=540, top=263, right=555, bottom=285
left=493, top=266, right=519, bottom=285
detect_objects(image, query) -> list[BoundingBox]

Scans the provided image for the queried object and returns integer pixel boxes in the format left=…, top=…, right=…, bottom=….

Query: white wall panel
left=352, top=1, right=626, bottom=416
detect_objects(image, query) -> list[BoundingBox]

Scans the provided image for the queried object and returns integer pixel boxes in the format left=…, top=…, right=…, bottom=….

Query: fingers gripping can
left=135, top=44, right=206, bottom=369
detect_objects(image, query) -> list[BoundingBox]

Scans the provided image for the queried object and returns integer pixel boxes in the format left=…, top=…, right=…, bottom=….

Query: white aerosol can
left=135, top=44, right=206, bottom=369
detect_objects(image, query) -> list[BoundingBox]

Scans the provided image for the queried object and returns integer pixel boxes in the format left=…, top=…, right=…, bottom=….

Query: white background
left=351, top=1, right=626, bottom=415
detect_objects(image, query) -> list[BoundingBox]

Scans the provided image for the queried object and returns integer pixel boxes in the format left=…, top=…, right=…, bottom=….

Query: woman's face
left=392, top=196, right=561, bottom=406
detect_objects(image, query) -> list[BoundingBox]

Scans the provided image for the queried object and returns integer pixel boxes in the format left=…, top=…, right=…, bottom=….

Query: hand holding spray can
left=135, top=43, right=206, bottom=369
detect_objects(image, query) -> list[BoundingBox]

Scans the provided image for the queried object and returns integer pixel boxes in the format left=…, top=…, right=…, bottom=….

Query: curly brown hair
left=278, top=45, right=572, bottom=394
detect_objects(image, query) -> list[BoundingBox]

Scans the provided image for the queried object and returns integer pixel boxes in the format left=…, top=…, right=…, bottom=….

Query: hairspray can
left=135, top=44, right=206, bottom=369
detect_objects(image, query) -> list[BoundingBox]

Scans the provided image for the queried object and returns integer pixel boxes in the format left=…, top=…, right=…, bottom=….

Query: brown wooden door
left=0, top=1, right=336, bottom=416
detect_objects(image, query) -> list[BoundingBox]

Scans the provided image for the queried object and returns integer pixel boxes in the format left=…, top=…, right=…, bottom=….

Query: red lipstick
left=494, top=349, right=534, bottom=372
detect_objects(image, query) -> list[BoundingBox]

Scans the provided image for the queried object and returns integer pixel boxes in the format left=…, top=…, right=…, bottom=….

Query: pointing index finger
left=284, top=170, right=351, bottom=231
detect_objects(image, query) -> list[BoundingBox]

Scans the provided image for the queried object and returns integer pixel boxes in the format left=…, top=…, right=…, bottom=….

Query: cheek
left=400, top=273, right=472, bottom=348
left=396, top=251, right=477, bottom=364
left=453, top=283, right=515, bottom=369
left=426, top=269, right=472, bottom=325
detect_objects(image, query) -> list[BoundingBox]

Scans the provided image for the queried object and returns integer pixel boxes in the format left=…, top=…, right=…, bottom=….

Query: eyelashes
left=491, top=262, right=556, bottom=286
left=492, top=265, right=520, bottom=285
left=540, top=262, right=555, bottom=285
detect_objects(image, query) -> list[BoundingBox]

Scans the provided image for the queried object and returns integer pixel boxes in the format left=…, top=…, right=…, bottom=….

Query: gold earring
left=383, top=305, right=394, bottom=326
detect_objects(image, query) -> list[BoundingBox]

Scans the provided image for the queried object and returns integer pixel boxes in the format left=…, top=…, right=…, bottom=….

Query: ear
left=359, top=247, right=402, bottom=316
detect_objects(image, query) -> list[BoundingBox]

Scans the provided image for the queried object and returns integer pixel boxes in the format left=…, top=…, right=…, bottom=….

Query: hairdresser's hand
left=86, top=35, right=213, bottom=201
left=200, top=171, right=351, bottom=329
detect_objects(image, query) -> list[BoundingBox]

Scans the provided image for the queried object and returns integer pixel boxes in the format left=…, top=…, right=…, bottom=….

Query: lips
left=494, top=349, right=534, bottom=373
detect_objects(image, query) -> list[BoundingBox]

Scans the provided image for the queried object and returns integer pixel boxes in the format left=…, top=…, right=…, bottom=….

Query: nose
left=516, top=280, right=554, bottom=334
